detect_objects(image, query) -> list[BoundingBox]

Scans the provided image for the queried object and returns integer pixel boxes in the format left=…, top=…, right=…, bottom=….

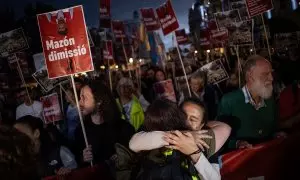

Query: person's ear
left=33, top=129, right=40, bottom=140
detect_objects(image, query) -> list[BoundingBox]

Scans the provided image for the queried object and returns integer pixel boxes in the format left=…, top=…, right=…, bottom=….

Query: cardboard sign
left=7, top=52, right=30, bottom=76
left=200, top=29, right=212, bottom=50
left=245, top=0, right=273, bottom=17
left=231, top=0, right=250, bottom=20
left=153, top=79, right=177, bottom=102
left=228, top=20, right=253, bottom=46
left=111, top=20, right=126, bottom=40
left=103, top=40, right=114, bottom=65
left=195, top=59, right=229, bottom=84
left=215, top=10, right=241, bottom=29
left=0, top=28, right=29, bottom=57
left=32, top=67, right=68, bottom=92
left=41, top=93, right=63, bottom=124
left=99, top=0, right=111, bottom=18
left=175, top=29, right=189, bottom=45
left=140, top=8, right=161, bottom=32
left=210, top=29, right=229, bottom=47
left=156, top=0, right=179, bottom=36
left=37, top=6, right=94, bottom=79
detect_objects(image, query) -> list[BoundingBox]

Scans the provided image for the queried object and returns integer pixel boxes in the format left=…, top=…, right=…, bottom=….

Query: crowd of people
left=1, top=52, right=300, bottom=179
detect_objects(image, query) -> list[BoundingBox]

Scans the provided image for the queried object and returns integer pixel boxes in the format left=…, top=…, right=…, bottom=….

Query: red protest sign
left=140, top=8, right=160, bottom=32
left=37, top=6, right=94, bottom=79
left=103, top=40, right=114, bottom=65
left=99, top=0, right=111, bottom=18
left=210, top=29, right=228, bottom=48
left=156, top=0, right=179, bottom=36
left=111, top=20, right=126, bottom=41
left=200, top=29, right=212, bottom=50
left=175, top=29, right=189, bottom=45
left=245, top=0, right=273, bottom=17
left=41, top=93, right=63, bottom=124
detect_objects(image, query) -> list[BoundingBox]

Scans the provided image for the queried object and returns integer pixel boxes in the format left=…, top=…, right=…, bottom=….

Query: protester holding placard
left=75, top=80, right=135, bottom=166
left=16, top=88, right=43, bottom=121
left=218, top=55, right=285, bottom=149
left=14, top=116, right=77, bottom=177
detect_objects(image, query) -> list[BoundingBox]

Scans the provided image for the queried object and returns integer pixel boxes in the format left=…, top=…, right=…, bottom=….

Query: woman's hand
left=191, top=130, right=213, bottom=151
left=83, top=145, right=93, bottom=163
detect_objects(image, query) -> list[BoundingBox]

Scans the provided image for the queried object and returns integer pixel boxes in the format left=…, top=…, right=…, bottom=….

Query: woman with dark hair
left=0, top=125, right=38, bottom=180
left=154, top=69, right=166, bottom=82
left=129, top=98, right=231, bottom=180
left=14, top=115, right=77, bottom=178
left=75, top=80, right=135, bottom=166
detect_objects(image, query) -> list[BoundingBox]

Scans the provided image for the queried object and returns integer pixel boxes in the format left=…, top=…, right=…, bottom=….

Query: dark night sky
left=1, top=0, right=195, bottom=48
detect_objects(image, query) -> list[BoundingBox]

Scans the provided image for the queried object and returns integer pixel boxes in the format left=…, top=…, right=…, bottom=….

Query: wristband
left=188, top=147, right=201, bottom=156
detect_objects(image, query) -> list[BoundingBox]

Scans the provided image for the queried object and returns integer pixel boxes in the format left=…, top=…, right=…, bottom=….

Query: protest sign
left=196, top=59, right=229, bottom=84
left=200, top=29, right=212, bottom=50
left=7, top=52, right=30, bottom=76
left=153, top=79, right=177, bottom=102
left=210, top=29, right=229, bottom=47
left=231, top=0, right=250, bottom=20
left=245, top=0, right=273, bottom=17
left=99, top=0, right=111, bottom=19
left=103, top=40, right=114, bottom=65
left=175, top=29, right=189, bottom=45
left=37, top=5, right=94, bottom=79
left=176, top=75, right=191, bottom=98
left=0, top=28, right=29, bottom=57
left=111, top=20, right=126, bottom=40
left=140, top=8, right=161, bottom=32
left=33, top=53, right=46, bottom=71
left=41, top=93, right=63, bottom=124
left=228, top=20, right=253, bottom=46
left=156, top=0, right=179, bottom=36
left=215, top=10, right=241, bottom=29
left=32, top=67, right=68, bottom=92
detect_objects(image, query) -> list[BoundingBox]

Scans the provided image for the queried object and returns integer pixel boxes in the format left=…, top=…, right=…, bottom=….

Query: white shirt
left=16, top=101, right=43, bottom=120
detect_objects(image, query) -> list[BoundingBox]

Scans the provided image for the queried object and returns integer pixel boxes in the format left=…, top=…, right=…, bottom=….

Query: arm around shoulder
left=129, top=131, right=168, bottom=152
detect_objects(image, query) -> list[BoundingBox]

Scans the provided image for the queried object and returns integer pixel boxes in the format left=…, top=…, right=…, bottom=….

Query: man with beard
left=218, top=55, right=279, bottom=149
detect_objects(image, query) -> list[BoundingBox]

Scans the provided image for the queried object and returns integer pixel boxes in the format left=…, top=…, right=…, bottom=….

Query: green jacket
left=116, top=96, right=144, bottom=131
left=217, top=89, right=276, bottom=148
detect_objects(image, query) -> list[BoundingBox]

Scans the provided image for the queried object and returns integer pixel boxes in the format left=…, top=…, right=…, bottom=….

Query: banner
left=99, top=0, right=111, bottom=19
left=41, top=93, right=63, bottom=124
left=37, top=5, right=94, bottom=79
left=199, top=29, right=212, bottom=50
left=228, top=20, right=253, bottom=46
left=32, top=67, right=68, bottom=92
left=231, top=0, right=250, bottom=20
left=7, top=52, right=30, bottom=76
left=153, top=79, right=177, bottom=102
left=0, top=28, right=29, bottom=57
left=140, top=8, right=161, bottom=32
left=33, top=53, right=46, bottom=71
left=103, top=40, right=114, bottom=65
left=156, top=0, right=179, bottom=36
left=245, top=0, right=273, bottom=17
left=175, top=29, right=189, bottom=45
left=196, top=59, right=229, bottom=84
left=111, top=20, right=126, bottom=40
left=215, top=10, right=241, bottom=29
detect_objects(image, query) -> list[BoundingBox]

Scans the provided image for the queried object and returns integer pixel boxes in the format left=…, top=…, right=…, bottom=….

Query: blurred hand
left=236, top=140, right=252, bottom=149
left=191, top=130, right=213, bottom=151
left=83, top=145, right=93, bottom=163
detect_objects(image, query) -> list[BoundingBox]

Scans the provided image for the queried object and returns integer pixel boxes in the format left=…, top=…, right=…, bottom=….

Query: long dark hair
left=14, top=116, right=56, bottom=158
left=179, top=98, right=208, bottom=126
left=88, top=80, right=122, bottom=125
left=144, top=98, right=190, bottom=132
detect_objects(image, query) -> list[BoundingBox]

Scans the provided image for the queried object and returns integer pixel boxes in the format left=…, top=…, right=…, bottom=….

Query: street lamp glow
left=100, top=65, right=105, bottom=69
left=139, top=59, right=142, bottom=63
left=250, top=49, right=253, bottom=52
left=194, top=50, right=198, bottom=54
left=206, top=50, right=210, bottom=53
left=115, top=65, right=119, bottom=69
left=129, top=58, right=133, bottom=63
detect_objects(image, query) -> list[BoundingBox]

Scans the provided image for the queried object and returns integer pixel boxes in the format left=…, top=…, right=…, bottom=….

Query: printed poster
left=196, top=59, right=229, bottom=84
left=99, top=0, right=111, bottom=28
left=227, top=20, right=253, bottom=45
left=156, top=0, right=179, bottom=36
left=37, top=5, right=94, bottom=79
left=41, top=93, right=63, bottom=124
left=103, top=40, right=114, bottom=65
left=0, top=28, right=29, bottom=57
left=215, top=10, right=241, bottom=29
left=176, top=75, right=191, bottom=98
left=153, top=79, right=177, bottom=102
left=175, top=29, right=189, bottom=45
left=231, top=0, right=250, bottom=20
left=7, top=52, right=30, bottom=76
left=33, top=53, right=46, bottom=71
left=140, top=8, right=161, bottom=32
left=111, top=20, right=126, bottom=40
left=245, top=0, right=273, bottom=17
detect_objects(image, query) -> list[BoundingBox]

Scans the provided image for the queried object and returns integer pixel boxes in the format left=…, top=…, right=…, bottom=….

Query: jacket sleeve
left=138, top=95, right=150, bottom=111
left=194, top=154, right=221, bottom=180
left=129, top=131, right=168, bottom=152
left=60, top=146, right=78, bottom=169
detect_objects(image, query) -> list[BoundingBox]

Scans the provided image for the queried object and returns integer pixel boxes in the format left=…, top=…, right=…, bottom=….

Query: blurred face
left=155, top=71, right=165, bottom=82
left=17, top=91, right=27, bottom=103
left=249, top=60, right=274, bottom=99
left=147, top=69, right=155, bottom=79
left=183, top=103, right=205, bottom=131
left=190, top=78, right=204, bottom=93
left=79, top=86, right=96, bottom=116
left=57, top=19, right=68, bottom=35
left=119, top=84, right=133, bottom=99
